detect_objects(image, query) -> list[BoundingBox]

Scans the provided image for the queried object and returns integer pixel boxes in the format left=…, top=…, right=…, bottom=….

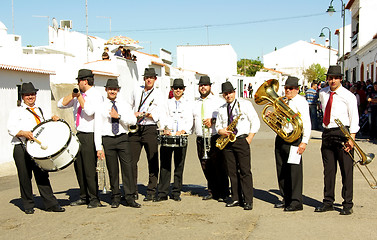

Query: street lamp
left=319, top=27, right=332, bottom=67
left=327, top=0, right=346, bottom=78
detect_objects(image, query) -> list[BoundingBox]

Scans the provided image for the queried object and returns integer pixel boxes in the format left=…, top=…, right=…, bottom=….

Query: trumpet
left=202, top=122, right=211, bottom=160
left=335, top=119, right=377, bottom=189
left=129, top=99, right=154, bottom=133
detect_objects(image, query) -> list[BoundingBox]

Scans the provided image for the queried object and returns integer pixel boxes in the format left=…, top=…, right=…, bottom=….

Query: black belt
left=323, top=126, right=348, bottom=134
left=102, top=132, right=127, bottom=138
left=237, top=134, right=248, bottom=139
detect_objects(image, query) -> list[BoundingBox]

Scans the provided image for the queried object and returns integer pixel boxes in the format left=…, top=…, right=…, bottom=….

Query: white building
left=263, top=40, right=338, bottom=86
left=344, top=0, right=377, bottom=83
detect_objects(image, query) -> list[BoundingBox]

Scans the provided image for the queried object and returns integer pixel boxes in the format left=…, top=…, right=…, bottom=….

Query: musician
left=7, top=82, right=65, bottom=214
left=315, top=66, right=359, bottom=215
left=58, top=69, right=104, bottom=208
left=193, top=76, right=229, bottom=201
left=128, top=68, right=163, bottom=201
left=216, top=82, right=260, bottom=210
left=95, top=79, right=140, bottom=208
left=154, top=79, right=193, bottom=202
left=273, top=76, right=311, bottom=212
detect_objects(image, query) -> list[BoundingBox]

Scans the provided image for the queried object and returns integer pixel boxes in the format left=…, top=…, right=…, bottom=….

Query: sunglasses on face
left=173, top=87, right=184, bottom=90
left=285, top=87, right=297, bottom=90
left=199, top=84, right=210, bottom=87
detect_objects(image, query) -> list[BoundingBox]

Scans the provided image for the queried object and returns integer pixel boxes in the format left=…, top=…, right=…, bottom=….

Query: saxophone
left=216, top=102, right=242, bottom=150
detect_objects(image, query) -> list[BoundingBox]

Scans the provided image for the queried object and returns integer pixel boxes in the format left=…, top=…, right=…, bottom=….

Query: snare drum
left=158, top=135, right=188, bottom=148
left=26, top=119, right=80, bottom=171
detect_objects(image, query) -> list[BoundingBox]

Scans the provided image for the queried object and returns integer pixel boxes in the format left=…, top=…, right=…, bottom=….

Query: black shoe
left=244, top=203, right=253, bottom=210
left=217, top=197, right=226, bottom=203
left=70, top=199, right=87, bottom=206
left=87, top=201, right=105, bottom=209
left=284, top=205, right=303, bottom=212
left=153, top=196, right=168, bottom=202
left=274, top=202, right=285, bottom=208
left=25, top=208, right=35, bottom=214
left=143, top=195, right=155, bottom=202
left=126, top=200, right=141, bottom=208
left=46, top=205, right=65, bottom=212
left=171, top=196, right=181, bottom=202
left=134, top=193, right=139, bottom=200
left=226, top=200, right=240, bottom=207
left=111, top=202, right=120, bottom=208
left=202, top=194, right=213, bottom=200
left=314, top=205, right=334, bottom=212
left=340, top=207, right=353, bottom=215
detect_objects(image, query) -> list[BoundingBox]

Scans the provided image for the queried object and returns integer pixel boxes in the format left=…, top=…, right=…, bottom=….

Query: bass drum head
left=26, top=120, right=71, bottom=159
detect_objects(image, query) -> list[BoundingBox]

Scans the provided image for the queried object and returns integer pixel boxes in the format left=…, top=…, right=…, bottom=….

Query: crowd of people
left=102, top=46, right=137, bottom=61
left=7, top=66, right=361, bottom=216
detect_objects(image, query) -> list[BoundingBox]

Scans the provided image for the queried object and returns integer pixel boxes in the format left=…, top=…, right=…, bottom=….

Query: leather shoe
left=153, top=196, right=168, bottom=202
left=25, top=208, right=34, bottom=214
left=244, top=203, right=253, bottom=210
left=226, top=200, right=240, bottom=207
left=274, top=202, right=285, bottom=208
left=284, top=205, right=303, bottom=212
left=340, top=208, right=353, bottom=215
left=202, top=194, right=213, bottom=200
left=314, top=205, right=334, bottom=212
left=171, top=196, right=181, bottom=202
left=126, top=200, right=141, bottom=208
left=111, top=202, right=120, bottom=208
left=143, top=195, right=155, bottom=202
left=70, top=199, right=87, bottom=206
left=46, top=205, right=65, bottom=212
left=87, top=201, right=104, bottom=209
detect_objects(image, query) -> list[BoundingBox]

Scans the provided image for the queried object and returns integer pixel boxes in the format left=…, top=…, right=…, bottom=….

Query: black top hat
left=326, top=65, right=343, bottom=76
left=172, top=78, right=185, bottom=88
left=198, top=76, right=212, bottom=85
left=143, top=68, right=158, bottom=77
left=20, top=82, right=39, bottom=94
left=76, top=69, right=94, bottom=79
left=220, top=82, right=235, bottom=94
left=105, top=79, right=120, bottom=88
left=285, top=76, right=300, bottom=87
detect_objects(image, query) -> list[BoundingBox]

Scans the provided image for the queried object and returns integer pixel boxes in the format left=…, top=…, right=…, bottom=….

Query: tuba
left=254, top=79, right=303, bottom=143
left=335, top=118, right=377, bottom=189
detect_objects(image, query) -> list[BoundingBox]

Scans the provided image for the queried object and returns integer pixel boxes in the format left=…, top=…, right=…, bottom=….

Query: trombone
left=335, top=119, right=377, bottom=189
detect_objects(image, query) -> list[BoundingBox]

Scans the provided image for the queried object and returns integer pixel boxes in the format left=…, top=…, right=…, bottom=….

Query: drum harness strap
left=17, top=107, right=46, bottom=149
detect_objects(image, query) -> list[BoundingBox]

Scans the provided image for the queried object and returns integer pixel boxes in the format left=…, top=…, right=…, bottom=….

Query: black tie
left=111, top=101, right=119, bottom=135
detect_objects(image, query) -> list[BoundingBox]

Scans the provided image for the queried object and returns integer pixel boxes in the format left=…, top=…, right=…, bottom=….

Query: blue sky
left=0, top=0, right=351, bottom=62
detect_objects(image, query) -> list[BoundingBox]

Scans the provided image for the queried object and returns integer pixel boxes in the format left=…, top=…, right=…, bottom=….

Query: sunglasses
left=173, top=87, right=184, bottom=90
left=284, top=87, right=297, bottom=90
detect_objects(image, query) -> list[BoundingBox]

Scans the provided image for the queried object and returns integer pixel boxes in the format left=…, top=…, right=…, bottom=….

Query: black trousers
left=157, top=145, right=187, bottom=198
left=75, top=132, right=99, bottom=203
left=321, top=128, right=354, bottom=208
left=128, top=125, right=159, bottom=196
left=102, top=133, right=134, bottom=202
left=274, top=136, right=303, bottom=207
left=13, top=144, right=58, bottom=210
left=196, top=135, right=229, bottom=198
left=222, top=137, right=253, bottom=204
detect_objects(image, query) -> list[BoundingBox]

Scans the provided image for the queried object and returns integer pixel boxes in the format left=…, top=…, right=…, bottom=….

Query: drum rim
left=27, top=119, right=73, bottom=160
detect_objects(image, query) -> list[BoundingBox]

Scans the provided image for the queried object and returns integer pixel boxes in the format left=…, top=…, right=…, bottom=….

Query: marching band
left=7, top=66, right=373, bottom=216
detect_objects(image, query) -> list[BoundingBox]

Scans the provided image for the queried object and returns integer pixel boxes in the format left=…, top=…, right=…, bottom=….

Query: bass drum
left=26, top=119, right=80, bottom=172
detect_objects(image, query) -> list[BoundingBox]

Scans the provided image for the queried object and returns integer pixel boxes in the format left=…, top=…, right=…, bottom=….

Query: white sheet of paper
left=288, top=146, right=301, bottom=164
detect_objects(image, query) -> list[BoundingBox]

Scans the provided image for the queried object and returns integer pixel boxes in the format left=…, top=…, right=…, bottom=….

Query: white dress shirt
left=57, top=87, right=103, bottom=133
left=8, top=103, right=49, bottom=145
left=319, top=86, right=359, bottom=133
left=216, top=98, right=260, bottom=136
left=285, top=95, right=311, bottom=144
left=193, top=94, right=225, bottom=137
left=128, top=85, right=164, bottom=125
left=94, top=97, right=137, bottom=150
left=160, top=96, right=193, bottom=134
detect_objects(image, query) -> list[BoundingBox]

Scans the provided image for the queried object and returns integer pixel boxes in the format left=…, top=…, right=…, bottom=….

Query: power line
left=81, top=12, right=327, bottom=34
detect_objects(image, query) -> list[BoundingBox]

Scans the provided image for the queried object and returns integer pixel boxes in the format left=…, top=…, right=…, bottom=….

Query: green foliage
left=302, top=63, right=327, bottom=83
left=237, top=58, right=264, bottom=77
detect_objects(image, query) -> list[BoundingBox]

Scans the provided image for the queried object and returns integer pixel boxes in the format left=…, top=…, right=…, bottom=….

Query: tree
left=237, top=58, right=264, bottom=77
left=302, top=63, right=327, bottom=83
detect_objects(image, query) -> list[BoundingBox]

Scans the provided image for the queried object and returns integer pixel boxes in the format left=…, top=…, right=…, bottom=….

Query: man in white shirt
left=95, top=79, right=140, bottom=208
left=273, top=76, right=311, bottom=212
left=58, top=69, right=104, bottom=208
left=154, top=78, right=193, bottom=202
left=128, top=68, right=163, bottom=201
left=216, top=82, right=260, bottom=210
left=315, top=66, right=359, bottom=215
left=193, top=76, right=229, bottom=201
left=7, top=82, right=65, bottom=214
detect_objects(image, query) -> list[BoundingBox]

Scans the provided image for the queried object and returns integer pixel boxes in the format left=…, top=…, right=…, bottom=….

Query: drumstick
left=32, top=137, right=48, bottom=150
